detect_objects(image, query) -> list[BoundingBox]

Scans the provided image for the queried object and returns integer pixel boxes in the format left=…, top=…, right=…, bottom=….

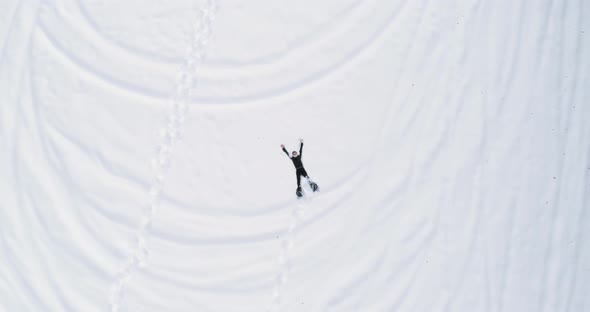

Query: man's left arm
left=299, top=139, right=304, bottom=157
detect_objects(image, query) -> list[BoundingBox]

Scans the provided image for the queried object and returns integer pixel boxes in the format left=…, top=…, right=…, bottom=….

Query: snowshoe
left=309, top=181, right=319, bottom=192
left=296, top=187, right=303, bottom=197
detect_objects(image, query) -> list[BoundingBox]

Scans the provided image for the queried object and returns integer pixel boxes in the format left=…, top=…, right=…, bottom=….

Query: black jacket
left=283, top=143, right=304, bottom=169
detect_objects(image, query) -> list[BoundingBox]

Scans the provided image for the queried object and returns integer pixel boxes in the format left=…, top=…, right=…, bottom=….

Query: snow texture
left=1, top=0, right=589, bottom=311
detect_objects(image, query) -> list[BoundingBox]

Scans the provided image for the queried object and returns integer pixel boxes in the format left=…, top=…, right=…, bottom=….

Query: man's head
left=292, top=151, right=298, bottom=157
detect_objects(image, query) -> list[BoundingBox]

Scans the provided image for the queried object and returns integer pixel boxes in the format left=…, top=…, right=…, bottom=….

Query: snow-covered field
left=1, top=0, right=589, bottom=311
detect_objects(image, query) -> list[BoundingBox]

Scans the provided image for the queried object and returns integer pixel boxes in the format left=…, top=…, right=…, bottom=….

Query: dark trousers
left=295, top=168, right=309, bottom=187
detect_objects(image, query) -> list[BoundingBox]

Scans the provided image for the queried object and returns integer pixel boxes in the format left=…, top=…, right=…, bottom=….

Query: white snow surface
left=1, top=0, right=589, bottom=311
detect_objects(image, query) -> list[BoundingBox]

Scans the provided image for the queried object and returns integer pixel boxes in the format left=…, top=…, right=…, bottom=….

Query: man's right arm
left=281, top=145, right=289, bottom=157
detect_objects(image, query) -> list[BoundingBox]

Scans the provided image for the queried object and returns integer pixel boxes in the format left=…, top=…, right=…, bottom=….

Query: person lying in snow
left=281, top=139, right=319, bottom=197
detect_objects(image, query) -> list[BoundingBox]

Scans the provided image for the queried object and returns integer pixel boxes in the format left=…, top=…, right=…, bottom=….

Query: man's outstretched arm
left=281, top=144, right=290, bottom=157
left=299, top=139, right=304, bottom=156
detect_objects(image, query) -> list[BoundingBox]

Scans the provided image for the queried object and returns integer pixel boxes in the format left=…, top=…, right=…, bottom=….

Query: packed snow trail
left=270, top=145, right=319, bottom=310
left=268, top=193, right=314, bottom=312
left=108, top=1, right=218, bottom=311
